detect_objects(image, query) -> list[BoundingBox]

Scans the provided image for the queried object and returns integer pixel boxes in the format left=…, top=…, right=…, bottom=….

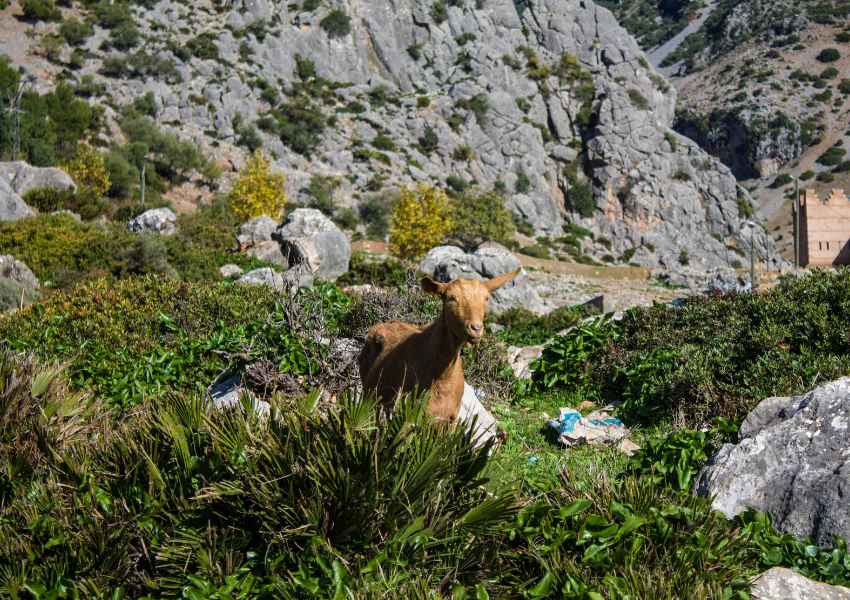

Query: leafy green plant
left=320, top=8, right=352, bottom=38
left=530, top=315, right=618, bottom=394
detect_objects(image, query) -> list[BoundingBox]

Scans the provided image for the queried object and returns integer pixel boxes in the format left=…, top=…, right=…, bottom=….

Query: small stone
left=219, top=264, right=244, bottom=278
left=128, top=208, right=178, bottom=236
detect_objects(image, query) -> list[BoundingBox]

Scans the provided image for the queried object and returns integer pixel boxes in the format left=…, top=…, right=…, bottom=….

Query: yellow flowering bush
left=389, top=184, right=454, bottom=260
left=227, top=150, right=287, bottom=220
left=63, top=143, right=110, bottom=198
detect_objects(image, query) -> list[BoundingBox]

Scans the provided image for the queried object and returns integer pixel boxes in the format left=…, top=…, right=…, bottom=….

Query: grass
left=1, top=262, right=850, bottom=596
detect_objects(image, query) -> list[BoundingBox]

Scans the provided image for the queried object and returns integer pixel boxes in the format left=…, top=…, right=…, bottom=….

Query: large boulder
left=419, top=242, right=545, bottom=314
left=0, top=255, right=39, bottom=290
left=238, top=266, right=313, bottom=291
left=0, top=177, right=35, bottom=222
left=751, top=568, right=850, bottom=600
left=459, top=383, right=499, bottom=448
left=696, top=378, right=850, bottom=547
left=273, top=208, right=350, bottom=281
left=0, top=255, right=40, bottom=312
left=128, top=208, right=178, bottom=236
left=0, top=161, right=76, bottom=197
left=236, top=215, right=278, bottom=248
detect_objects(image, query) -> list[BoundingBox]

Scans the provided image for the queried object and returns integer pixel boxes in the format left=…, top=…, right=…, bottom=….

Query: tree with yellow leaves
left=228, top=150, right=286, bottom=220
left=389, top=184, right=454, bottom=260
left=63, top=143, right=110, bottom=198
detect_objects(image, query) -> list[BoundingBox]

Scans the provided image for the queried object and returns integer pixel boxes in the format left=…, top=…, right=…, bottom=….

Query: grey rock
left=238, top=267, right=286, bottom=291
left=751, top=567, right=850, bottom=600
left=0, top=161, right=76, bottom=196
left=238, top=266, right=313, bottom=291
left=507, top=345, right=544, bottom=380
left=0, top=255, right=39, bottom=289
left=0, top=178, right=34, bottom=222
left=237, top=215, right=278, bottom=248
left=459, top=383, right=499, bottom=448
left=696, top=378, right=850, bottom=547
left=247, top=240, right=287, bottom=266
left=419, top=243, right=545, bottom=314
left=219, top=264, right=244, bottom=278
left=128, top=208, right=178, bottom=236
left=273, top=208, right=350, bottom=281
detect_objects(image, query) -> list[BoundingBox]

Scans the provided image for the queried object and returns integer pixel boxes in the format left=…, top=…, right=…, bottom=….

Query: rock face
left=128, top=208, right=178, bottom=236
left=64, top=0, right=781, bottom=271
left=273, top=208, right=350, bottom=281
left=675, top=107, right=802, bottom=179
left=751, top=568, right=850, bottom=600
left=419, top=243, right=544, bottom=314
left=696, top=378, right=850, bottom=548
left=0, top=161, right=76, bottom=197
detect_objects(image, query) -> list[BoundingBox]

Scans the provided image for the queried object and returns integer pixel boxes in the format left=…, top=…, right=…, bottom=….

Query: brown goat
left=358, top=269, right=520, bottom=422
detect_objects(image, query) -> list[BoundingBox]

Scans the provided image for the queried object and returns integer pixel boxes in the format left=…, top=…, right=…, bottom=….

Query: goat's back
left=358, top=320, right=424, bottom=397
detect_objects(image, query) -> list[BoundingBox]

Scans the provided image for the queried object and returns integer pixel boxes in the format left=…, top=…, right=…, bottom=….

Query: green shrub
left=529, top=270, right=850, bottom=426
left=451, top=143, right=475, bottom=162
left=371, top=133, right=396, bottom=152
left=109, top=21, right=140, bottom=50
left=448, top=189, right=516, bottom=251
left=816, top=48, right=841, bottom=63
left=627, top=88, right=650, bottom=110
left=817, top=145, right=847, bottom=166
left=820, top=66, right=840, bottom=79
left=337, top=252, right=410, bottom=288
left=187, top=32, right=219, bottom=60
left=493, top=304, right=590, bottom=346
left=839, top=79, right=850, bottom=95
left=22, top=187, right=106, bottom=220
left=59, top=18, right=94, bottom=46
left=0, top=353, right=509, bottom=597
left=320, top=8, right=351, bottom=38
left=519, top=243, right=550, bottom=259
left=431, top=0, right=447, bottom=23
left=417, top=125, right=439, bottom=155
left=770, top=173, right=793, bottom=188
left=305, top=174, right=341, bottom=214
left=358, top=195, right=390, bottom=239
left=94, top=0, right=133, bottom=28
left=800, top=170, right=815, bottom=180
left=20, top=0, right=61, bottom=21
left=515, top=168, right=531, bottom=194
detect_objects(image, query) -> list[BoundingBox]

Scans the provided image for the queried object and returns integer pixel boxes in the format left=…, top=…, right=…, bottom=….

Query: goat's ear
left=484, top=268, right=521, bottom=291
left=421, top=276, right=447, bottom=296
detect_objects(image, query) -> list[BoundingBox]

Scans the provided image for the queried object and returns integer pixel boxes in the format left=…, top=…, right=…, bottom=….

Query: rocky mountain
left=606, top=0, right=850, bottom=261
left=0, top=0, right=781, bottom=271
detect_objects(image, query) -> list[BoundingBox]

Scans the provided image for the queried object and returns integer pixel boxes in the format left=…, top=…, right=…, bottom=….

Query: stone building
left=800, top=189, right=850, bottom=266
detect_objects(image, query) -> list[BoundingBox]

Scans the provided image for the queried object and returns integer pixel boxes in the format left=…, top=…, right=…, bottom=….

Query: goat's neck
left=424, top=311, right=465, bottom=378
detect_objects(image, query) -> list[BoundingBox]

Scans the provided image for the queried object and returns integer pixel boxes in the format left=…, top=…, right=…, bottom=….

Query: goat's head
left=421, top=269, right=521, bottom=344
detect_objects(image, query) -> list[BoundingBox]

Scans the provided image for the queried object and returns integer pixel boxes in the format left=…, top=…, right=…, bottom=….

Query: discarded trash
left=527, top=455, right=540, bottom=465
left=547, top=407, right=628, bottom=447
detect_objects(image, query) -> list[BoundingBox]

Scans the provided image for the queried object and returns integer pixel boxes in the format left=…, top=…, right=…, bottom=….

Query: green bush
left=109, top=21, right=140, bottom=50
left=93, top=0, right=132, bottom=28
left=529, top=270, right=850, bottom=426
left=627, top=88, right=650, bottom=110
left=817, top=145, right=847, bottom=166
left=770, top=173, right=793, bottom=188
left=320, top=8, right=352, bottom=38
left=59, top=18, right=94, bottom=46
left=187, top=32, right=219, bottom=60
left=816, top=48, right=841, bottom=63
left=447, top=188, right=516, bottom=251
left=359, top=195, right=390, bottom=239
left=0, top=349, right=510, bottom=596
left=22, top=187, right=107, bottom=220
left=337, top=252, right=410, bottom=288
left=492, top=303, right=591, bottom=346
left=20, top=0, right=61, bottom=21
